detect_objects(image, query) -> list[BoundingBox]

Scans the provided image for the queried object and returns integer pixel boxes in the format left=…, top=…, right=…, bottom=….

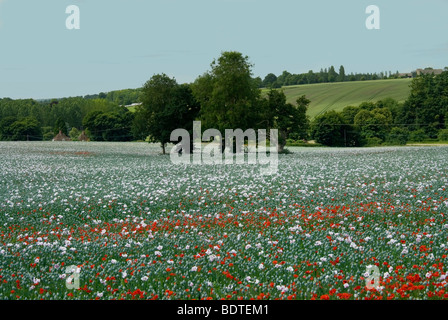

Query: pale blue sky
left=0, top=0, right=447, bottom=99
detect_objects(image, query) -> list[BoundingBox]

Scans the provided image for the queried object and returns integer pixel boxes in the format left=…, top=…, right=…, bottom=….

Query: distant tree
left=295, top=95, right=311, bottom=140
left=341, top=106, right=360, bottom=124
left=132, top=105, right=149, bottom=141
left=338, top=66, right=346, bottom=82
left=446, top=111, right=448, bottom=128
left=438, top=129, right=448, bottom=141
left=82, top=111, right=104, bottom=141
left=93, top=112, right=120, bottom=141
left=42, top=127, right=54, bottom=141
left=375, top=98, right=400, bottom=121
left=359, top=102, right=377, bottom=111
left=0, top=116, right=17, bottom=140
left=272, top=81, right=282, bottom=89
left=311, top=111, right=347, bottom=146
left=82, top=109, right=133, bottom=142
left=404, top=72, right=448, bottom=135
left=354, top=108, right=391, bottom=141
left=319, top=68, right=328, bottom=83
left=10, top=117, right=41, bottom=141
left=262, top=73, right=278, bottom=88
left=277, top=71, right=292, bottom=87
left=69, top=127, right=80, bottom=141
left=409, top=129, right=427, bottom=142
left=387, top=127, right=409, bottom=145
left=53, top=117, right=68, bottom=135
left=307, top=70, right=318, bottom=84
left=253, top=77, right=263, bottom=88
left=328, top=66, right=338, bottom=82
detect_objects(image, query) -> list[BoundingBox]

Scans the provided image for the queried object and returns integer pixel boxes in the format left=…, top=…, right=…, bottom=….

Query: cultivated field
left=1, top=142, right=448, bottom=300
left=272, top=79, right=412, bottom=118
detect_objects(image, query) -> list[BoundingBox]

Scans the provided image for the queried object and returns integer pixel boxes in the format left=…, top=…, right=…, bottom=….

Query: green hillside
left=268, top=78, right=412, bottom=118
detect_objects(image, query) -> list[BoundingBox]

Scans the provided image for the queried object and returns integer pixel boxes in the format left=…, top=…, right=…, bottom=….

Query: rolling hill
left=267, top=78, right=412, bottom=118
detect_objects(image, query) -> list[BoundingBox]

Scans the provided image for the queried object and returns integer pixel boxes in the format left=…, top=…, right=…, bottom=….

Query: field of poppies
left=1, top=141, right=448, bottom=300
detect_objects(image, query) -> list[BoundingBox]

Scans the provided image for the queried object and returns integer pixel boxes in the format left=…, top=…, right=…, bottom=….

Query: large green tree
left=139, top=74, right=200, bottom=154
left=192, top=51, right=261, bottom=134
left=328, top=66, right=338, bottom=83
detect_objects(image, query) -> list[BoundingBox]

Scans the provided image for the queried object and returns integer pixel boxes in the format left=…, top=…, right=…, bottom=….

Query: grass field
left=1, top=142, right=448, bottom=300
left=127, top=79, right=412, bottom=119
left=266, top=79, right=412, bottom=118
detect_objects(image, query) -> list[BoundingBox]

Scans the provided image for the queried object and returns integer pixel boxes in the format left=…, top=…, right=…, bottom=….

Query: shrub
left=310, top=111, right=347, bottom=147
left=69, top=128, right=80, bottom=141
left=387, top=127, right=409, bottom=145
left=438, top=129, right=448, bottom=141
left=409, top=129, right=427, bottom=142
left=364, top=137, right=383, bottom=147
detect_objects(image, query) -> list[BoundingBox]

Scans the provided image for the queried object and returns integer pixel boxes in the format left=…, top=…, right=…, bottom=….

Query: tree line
left=310, top=70, right=448, bottom=147
left=135, top=52, right=309, bottom=154
left=0, top=97, right=135, bottom=141
left=260, top=67, right=405, bottom=89
left=0, top=51, right=447, bottom=150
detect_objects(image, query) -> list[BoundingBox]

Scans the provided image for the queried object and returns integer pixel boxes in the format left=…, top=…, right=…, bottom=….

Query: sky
left=0, top=0, right=447, bottom=100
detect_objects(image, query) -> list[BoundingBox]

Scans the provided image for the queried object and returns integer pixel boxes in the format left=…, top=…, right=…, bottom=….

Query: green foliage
left=256, top=66, right=390, bottom=88
left=0, top=116, right=17, bottom=140
left=387, top=127, right=409, bottom=145
left=262, top=73, right=278, bottom=88
left=328, top=66, right=338, bottom=83
left=403, top=72, right=448, bottom=135
left=354, top=107, right=391, bottom=141
left=53, top=117, right=68, bottom=136
left=341, top=106, right=360, bottom=124
left=438, top=129, right=448, bottom=141
left=338, top=65, right=346, bottom=82
left=0, top=97, right=126, bottom=141
left=262, top=90, right=310, bottom=151
left=9, top=117, right=42, bottom=141
left=82, top=110, right=134, bottom=142
left=84, top=88, right=142, bottom=106
left=364, top=137, right=383, bottom=147
left=69, top=127, right=81, bottom=141
left=409, top=129, right=428, bottom=142
left=140, top=74, right=200, bottom=153
left=42, top=127, right=54, bottom=141
left=294, top=95, right=311, bottom=140
left=192, top=51, right=260, bottom=133
left=311, top=111, right=347, bottom=147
